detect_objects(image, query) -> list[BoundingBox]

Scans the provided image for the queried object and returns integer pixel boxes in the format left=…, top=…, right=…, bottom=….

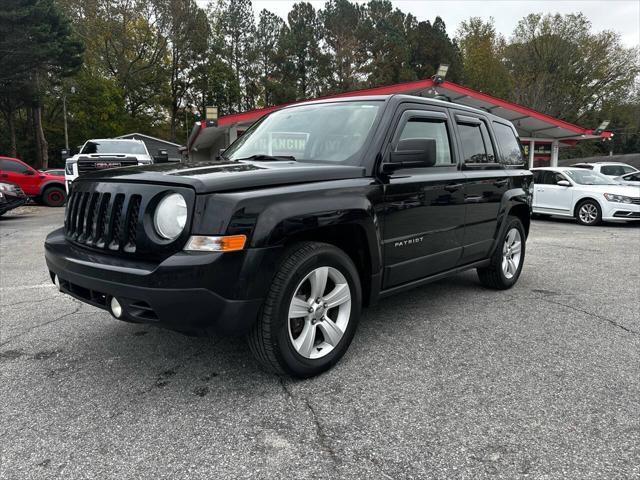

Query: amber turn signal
left=184, top=235, right=247, bottom=252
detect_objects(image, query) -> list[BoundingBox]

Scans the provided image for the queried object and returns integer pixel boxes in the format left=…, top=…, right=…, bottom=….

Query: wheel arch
left=573, top=196, right=603, bottom=217
left=38, top=180, right=66, bottom=196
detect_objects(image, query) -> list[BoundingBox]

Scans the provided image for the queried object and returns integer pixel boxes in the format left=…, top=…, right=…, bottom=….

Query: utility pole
left=63, top=93, right=69, bottom=151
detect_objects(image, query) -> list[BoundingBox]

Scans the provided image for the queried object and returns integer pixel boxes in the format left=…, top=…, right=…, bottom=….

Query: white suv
left=570, top=162, right=638, bottom=178
left=65, top=139, right=153, bottom=191
left=532, top=167, right=640, bottom=225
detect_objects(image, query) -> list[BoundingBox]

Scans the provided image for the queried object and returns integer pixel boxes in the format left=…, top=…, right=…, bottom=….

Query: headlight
left=603, top=193, right=633, bottom=203
left=0, top=182, right=17, bottom=193
left=65, top=161, right=74, bottom=175
left=154, top=193, right=187, bottom=240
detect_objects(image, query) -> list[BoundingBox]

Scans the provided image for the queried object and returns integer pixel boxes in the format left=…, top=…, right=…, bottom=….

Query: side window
left=532, top=170, right=544, bottom=183
left=493, top=122, right=524, bottom=166
left=397, top=118, right=453, bottom=165
left=600, top=165, right=625, bottom=176
left=457, top=122, right=495, bottom=164
left=622, top=166, right=636, bottom=175
left=539, top=171, right=566, bottom=185
left=0, top=159, right=28, bottom=173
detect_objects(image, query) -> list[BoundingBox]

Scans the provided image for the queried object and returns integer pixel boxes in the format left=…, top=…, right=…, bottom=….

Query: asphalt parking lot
left=1, top=206, right=638, bottom=479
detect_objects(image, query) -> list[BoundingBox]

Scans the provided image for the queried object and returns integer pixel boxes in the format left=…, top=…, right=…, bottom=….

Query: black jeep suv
left=45, top=95, right=532, bottom=377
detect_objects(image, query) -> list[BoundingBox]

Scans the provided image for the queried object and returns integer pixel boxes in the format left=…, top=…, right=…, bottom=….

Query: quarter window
left=601, top=165, right=635, bottom=176
left=458, top=123, right=495, bottom=164
left=493, top=122, right=524, bottom=166
left=397, top=119, right=453, bottom=165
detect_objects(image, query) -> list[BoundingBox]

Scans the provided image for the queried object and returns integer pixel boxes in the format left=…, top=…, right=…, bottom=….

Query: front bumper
left=0, top=195, right=28, bottom=214
left=45, top=228, right=281, bottom=336
left=602, top=202, right=640, bottom=222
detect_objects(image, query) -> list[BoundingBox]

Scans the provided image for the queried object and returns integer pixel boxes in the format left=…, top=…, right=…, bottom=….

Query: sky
left=200, top=0, right=640, bottom=48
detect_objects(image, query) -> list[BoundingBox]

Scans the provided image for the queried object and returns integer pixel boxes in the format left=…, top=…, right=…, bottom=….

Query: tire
left=575, top=199, right=602, bottom=226
left=477, top=216, right=526, bottom=290
left=41, top=186, right=66, bottom=207
left=248, top=242, right=362, bottom=378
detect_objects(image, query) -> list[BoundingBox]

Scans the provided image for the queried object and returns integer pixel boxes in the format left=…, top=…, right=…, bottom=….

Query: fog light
left=110, top=297, right=123, bottom=319
left=54, top=275, right=61, bottom=291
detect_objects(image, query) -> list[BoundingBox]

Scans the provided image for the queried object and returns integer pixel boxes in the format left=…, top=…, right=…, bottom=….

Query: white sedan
left=532, top=167, right=640, bottom=225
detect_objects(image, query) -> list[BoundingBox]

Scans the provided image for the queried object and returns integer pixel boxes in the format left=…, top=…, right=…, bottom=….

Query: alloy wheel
left=288, top=266, right=351, bottom=360
left=501, top=228, right=522, bottom=280
left=578, top=203, right=598, bottom=224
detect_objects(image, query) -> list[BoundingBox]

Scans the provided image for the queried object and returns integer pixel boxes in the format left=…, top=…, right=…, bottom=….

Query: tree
left=504, top=13, right=639, bottom=122
left=216, top=0, right=257, bottom=111
left=361, top=0, right=413, bottom=86
left=255, top=9, right=288, bottom=106
left=285, top=2, right=329, bottom=98
left=157, top=0, right=209, bottom=141
left=407, top=15, right=463, bottom=83
left=320, top=0, right=367, bottom=92
left=97, top=0, right=169, bottom=119
left=0, top=0, right=83, bottom=168
left=456, top=17, right=511, bottom=98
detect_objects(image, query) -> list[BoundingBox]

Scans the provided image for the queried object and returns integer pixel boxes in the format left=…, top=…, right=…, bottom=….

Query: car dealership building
left=185, top=78, right=613, bottom=168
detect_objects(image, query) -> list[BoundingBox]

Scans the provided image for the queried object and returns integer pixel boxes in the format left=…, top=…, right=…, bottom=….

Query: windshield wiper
left=236, top=154, right=296, bottom=162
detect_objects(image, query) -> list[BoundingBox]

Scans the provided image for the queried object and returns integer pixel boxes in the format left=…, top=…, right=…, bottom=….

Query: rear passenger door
left=453, top=114, right=510, bottom=263
left=381, top=106, right=466, bottom=288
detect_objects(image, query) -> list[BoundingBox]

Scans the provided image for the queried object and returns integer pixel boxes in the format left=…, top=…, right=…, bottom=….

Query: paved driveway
left=1, top=207, right=638, bottom=479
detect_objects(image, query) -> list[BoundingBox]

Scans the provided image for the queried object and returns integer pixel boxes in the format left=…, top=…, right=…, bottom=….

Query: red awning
left=216, top=79, right=612, bottom=144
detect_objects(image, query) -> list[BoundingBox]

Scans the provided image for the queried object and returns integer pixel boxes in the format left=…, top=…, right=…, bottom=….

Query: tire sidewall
left=272, top=246, right=362, bottom=377
left=497, top=218, right=526, bottom=288
left=575, top=200, right=602, bottom=226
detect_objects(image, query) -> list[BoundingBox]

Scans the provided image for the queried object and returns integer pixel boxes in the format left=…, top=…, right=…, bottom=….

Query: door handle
left=493, top=179, right=509, bottom=187
left=444, top=183, right=464, bottom=192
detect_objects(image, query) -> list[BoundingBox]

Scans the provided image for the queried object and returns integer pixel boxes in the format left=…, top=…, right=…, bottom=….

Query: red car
left=0, top=156, right=66, bottom=207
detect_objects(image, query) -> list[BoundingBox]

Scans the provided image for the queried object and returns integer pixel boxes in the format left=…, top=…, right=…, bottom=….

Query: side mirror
left=384, top=138, right=437, bottom=172
left=557, top=180, right=571, bottom=187
left=24, top=169, right=35, bottom=176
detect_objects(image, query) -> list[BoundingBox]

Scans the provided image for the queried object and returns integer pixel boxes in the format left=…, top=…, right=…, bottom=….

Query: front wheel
left=575, top=200, right=602, bottom=226
left=248, top=242, right=362, bottom=378
left=477, top=216, right=526, bottom=290
left=41, top=186, right=66, bottom=207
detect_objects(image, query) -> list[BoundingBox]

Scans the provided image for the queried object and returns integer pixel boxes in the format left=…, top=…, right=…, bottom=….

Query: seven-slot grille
left=65, top=190, right=141, bottom=253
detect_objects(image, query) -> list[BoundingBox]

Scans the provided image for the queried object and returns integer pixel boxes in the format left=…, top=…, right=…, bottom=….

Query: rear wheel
left=477, top=216, right=526, bottom=290
left=575, top=200, right=601, bottom=226
left=42, top=186, right=66, bottom=207
left=248, top=242, right=361, bottom=378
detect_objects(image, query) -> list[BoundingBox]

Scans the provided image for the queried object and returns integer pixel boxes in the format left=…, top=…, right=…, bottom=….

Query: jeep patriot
left=45, top=95, right=533, bottom=377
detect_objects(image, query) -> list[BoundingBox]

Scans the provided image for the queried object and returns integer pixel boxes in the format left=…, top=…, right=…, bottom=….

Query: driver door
left=0, top=158, right=40, bottom=196
left=534, top=171, right=573, bottom=214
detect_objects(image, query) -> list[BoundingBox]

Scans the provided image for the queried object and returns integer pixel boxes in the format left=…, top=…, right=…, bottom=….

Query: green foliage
left=457, top=17, right=511, bottom=98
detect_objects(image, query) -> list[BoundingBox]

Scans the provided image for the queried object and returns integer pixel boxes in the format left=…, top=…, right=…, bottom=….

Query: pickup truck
left=45, top=95, right=533, bottom=378
left=64, top=138, right=154, bottom=192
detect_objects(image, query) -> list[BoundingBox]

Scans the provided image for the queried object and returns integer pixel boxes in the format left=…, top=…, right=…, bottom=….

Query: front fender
left=38, top=180, right=66, bottom=196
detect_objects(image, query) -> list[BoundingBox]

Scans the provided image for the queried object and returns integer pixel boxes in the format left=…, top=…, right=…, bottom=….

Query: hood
left=70, top=153, right=152, bottom=161
left=73, top=160, right=367, bottom=193
left=575, top=184, right=640, bottom=196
